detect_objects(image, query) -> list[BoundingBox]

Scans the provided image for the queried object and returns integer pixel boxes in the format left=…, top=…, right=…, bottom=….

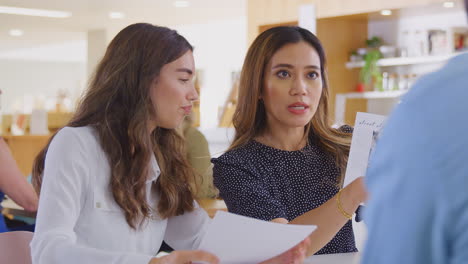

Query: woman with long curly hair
left=212, top=26, right=367, bottom=256
left=30, top=23, right=307, bottom=264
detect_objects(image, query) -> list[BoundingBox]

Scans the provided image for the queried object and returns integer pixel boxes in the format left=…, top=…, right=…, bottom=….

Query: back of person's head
left=33, top=23, right=197, bottom=229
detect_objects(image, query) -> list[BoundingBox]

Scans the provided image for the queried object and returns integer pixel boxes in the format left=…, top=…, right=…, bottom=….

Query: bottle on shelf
left=382, top=72, right=389, bottom=91
left=399, top=74, right=410, bottom=90
left=407, top=73, right=419, bottom=89
left=389, top=73, right=399, bottom=91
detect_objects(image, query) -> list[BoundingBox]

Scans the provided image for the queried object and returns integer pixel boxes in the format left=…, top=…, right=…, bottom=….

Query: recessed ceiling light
left=0, top=6, right=71, bottom=18
left=9, top=29, right=24, bottom=37
left=443, top=1, right=455, bottom=8
left=109, top=11, right=125, bottom=19
left=380, top=9, right=392, bottom=16
left=174, top=1, right=190, bottom=8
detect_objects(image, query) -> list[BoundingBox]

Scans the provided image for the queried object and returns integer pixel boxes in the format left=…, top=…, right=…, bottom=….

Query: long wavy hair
left=32, top=23, right=196, bottom=229
left=229, top=26, right=351, bottom=183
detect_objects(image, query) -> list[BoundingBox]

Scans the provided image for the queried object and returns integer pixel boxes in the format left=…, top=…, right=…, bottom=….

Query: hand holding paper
left=343, top=112, right=387, bottom=187
left=197, top=211, right=317, bottom=264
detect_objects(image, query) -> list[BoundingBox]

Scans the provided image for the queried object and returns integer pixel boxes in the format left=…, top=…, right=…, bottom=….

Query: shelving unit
left=337, top=90, right=407, bottom=99
left=345, top=52, right=465, bottom=69
left=334, top=90, right=408, bottom=125
left=339, top=51, right=467, bottom=124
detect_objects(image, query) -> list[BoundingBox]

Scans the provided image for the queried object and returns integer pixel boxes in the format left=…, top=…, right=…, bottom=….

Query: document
left=197, top=211, right=316, bottom=264
left=343, top=112, right=386, bottom=187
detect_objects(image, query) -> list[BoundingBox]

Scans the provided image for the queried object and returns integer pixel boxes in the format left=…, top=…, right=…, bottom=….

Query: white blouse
left=31, top=126, right=211, bottom=264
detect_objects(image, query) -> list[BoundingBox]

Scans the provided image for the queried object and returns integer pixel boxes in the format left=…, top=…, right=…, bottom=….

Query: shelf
left=345, top=52, right=466, bottom=69
left=334, top=90, right=408, bottom=126
left=336, top=90, right=408, bottom=99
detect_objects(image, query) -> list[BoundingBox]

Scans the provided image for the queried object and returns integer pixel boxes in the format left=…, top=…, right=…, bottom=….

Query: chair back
left=0, top=231, right=33, bottom=264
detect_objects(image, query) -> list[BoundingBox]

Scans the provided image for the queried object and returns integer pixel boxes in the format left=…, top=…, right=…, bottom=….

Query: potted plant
left=357, top=36, right=383, bottom=92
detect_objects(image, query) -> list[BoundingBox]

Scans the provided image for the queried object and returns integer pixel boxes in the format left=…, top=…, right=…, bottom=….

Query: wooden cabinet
left=3, top=135, right=50, bottom=176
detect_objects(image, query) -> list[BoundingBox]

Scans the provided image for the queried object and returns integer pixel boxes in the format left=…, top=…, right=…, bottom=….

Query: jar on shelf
left=399, top=74, right=410, bottom=90
left=407, top=74, right=418, bottom=89
left=389, top=73, right=398, bottom=91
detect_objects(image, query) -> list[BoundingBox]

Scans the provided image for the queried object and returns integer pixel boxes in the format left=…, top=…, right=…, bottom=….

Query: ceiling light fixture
left=0, top=6, right=71, bottom=18
left=109, top=11, right=125, bottom=19
left=174, top=1, right=190, bottom=8
left=443, top=1, right=455, bottom=8
left=9, top=29, right=24, bottom=37
left=380, top=9, right=392, bottom=16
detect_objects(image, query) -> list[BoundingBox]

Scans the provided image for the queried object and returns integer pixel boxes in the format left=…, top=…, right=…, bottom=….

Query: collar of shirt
left=147, top=154, right=160, bottom=183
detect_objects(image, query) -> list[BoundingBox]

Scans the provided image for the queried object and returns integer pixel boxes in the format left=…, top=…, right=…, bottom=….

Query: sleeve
left=212, top=157, right=287, bottom=221
left=338, top=124, right=353, bottom=134
left=164, top=202, right=211, bottom=250
left=185, top=128, right=217, bottom=198
left=31, top=128, right=153, bottom=264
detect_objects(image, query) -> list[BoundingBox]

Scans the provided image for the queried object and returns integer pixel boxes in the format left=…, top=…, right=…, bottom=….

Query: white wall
left=0, top=39, right=87, bottom=114
left=174, top=18, right=247, bottom=129
left=0, top=18, right=248, bottom=130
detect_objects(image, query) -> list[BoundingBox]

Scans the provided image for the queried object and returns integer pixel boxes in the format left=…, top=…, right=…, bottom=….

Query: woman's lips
left=182, top=105, right=192, bottom=115
left=287, top=102, right=309, bottom=115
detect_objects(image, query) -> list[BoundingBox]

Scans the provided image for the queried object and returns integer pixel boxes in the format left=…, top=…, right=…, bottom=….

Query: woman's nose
left=290, top=77, right=307, bottom=96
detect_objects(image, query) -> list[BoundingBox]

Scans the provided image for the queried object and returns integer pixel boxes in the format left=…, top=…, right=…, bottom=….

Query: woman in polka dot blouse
left=212, top=26, right=367, bottom=256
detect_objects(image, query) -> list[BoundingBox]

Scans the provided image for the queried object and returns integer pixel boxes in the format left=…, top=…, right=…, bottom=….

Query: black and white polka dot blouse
left=212, top=127, right=357, bottom=255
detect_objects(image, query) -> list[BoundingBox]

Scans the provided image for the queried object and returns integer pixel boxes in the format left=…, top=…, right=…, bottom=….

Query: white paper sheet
left=197, top=211, right=316, bottom=264
left=343, top=112, right=387, bottom=187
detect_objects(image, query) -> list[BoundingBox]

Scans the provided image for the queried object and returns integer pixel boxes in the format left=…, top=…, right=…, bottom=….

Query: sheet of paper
left=343, top=112, right=387, bottom=187
left=197, top=211, right=316, bottom=264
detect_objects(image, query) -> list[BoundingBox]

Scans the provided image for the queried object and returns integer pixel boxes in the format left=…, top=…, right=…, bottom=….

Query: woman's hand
left=149, top=250, right=219, bottom=264
left=260, top=237, right=310, bottom=264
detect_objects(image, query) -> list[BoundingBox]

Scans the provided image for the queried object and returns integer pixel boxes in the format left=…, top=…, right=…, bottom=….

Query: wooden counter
left=2, top=134, right=51, bottom=176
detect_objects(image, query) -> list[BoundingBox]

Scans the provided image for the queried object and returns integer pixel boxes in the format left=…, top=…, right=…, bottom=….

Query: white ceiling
left=0, top=0, right=246, bottom=53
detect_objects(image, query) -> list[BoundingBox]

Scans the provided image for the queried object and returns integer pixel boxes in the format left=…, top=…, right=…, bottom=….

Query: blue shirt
left=362, top=53, right=468, bottom=264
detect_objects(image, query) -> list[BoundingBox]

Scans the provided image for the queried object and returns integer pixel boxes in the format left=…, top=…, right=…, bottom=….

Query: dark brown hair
left=229, top=26, right=351, bottom=183
left=33, top=23, right=196, bottom=229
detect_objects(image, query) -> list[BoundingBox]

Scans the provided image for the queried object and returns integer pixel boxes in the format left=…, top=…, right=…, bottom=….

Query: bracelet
left=336, top=189, right=352, bottom=220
